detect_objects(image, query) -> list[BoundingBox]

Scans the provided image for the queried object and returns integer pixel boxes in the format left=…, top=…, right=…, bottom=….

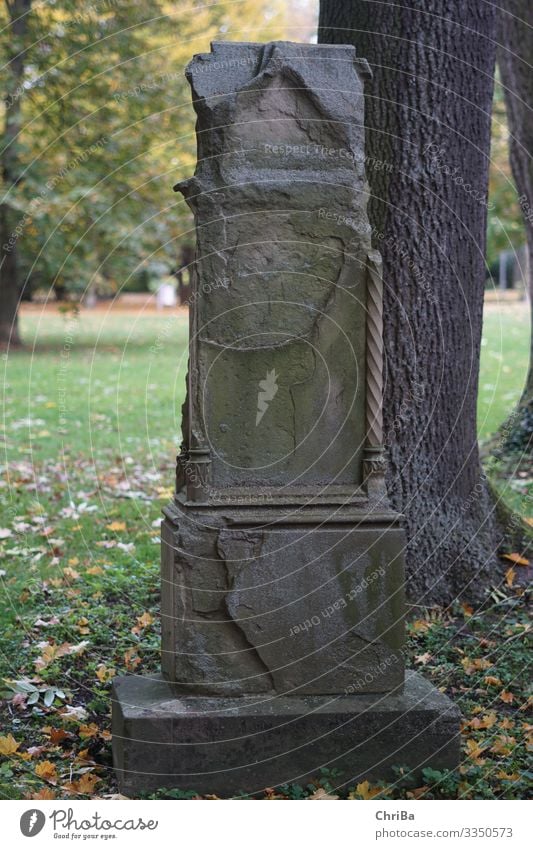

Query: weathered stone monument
left=112, top=41, right=460, bottom=795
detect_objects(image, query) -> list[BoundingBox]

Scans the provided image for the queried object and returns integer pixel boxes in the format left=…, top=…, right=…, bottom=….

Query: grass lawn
left=0, top=301, right=530, bottom=800
left=478, top=297, right=530, bottom=440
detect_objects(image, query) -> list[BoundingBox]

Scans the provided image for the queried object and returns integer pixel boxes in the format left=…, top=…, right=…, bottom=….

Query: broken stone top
left=178, top=41, right=371, bottom=192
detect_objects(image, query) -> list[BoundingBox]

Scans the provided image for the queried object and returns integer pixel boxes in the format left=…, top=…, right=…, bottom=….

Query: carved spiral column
left=364, top=249, right=387, bottom=496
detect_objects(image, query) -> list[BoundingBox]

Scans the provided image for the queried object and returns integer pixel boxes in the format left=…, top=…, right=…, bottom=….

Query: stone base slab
left=112, top=671, right=461, bottom=796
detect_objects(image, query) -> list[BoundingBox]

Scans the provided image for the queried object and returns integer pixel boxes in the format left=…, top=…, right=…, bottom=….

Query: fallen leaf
left=411, top=619, right=431, bottom=633
left=350, top=780, right=386, bottom=800
left=490, top=735, right=515, bottom=756
left=496, top=771, right=521, bottom=781
left=124, top=648, right=141, bottom=671
left=464, top=738, right=487, bottom=763
left=470, top=712, right=497, bottom=730
left=49, top=728, right=73, bottom=745
left=35, top=760, right=58, bottom=783
left=29, top=788, right=56, bottom=800
left=66, top=773, right=100, bottom=795
left=136, top=611, right=153, bottom=629
left=502, top=552, right=529, bottom=566
left=505, top=567, right=516, bottom=588
left=406, top=786, right=429, bottom=799
left=308, top=788, right=339, bottom=800
left=107, top=521, right=126, bottom=532
left=484, top=675, right=502, bottom=687
left=0, top=734, right=20, bottom=755
left=78, top=723, right=100, bottom=740
left=96, top=664, right=116, bottom=683
left=86, top=566, right=104, bottom=576
left=27, top=745, right=47, bottom=758
left=415, top=652, right=432, bottom=666
left=500, top=690, right=514, bottom=704
left=0, top=528, right=13, bottom=539
left=461, top=657, right=492, bottom=675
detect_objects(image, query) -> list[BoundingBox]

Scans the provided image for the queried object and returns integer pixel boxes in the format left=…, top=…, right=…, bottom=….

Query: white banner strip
left=3, top=799, right=529, bottom=849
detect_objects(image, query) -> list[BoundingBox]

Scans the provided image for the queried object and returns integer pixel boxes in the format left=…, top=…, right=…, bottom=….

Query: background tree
left=497, top=0, right=533, bottom=453
left=1, top=0, right=32, bottom=347
left=319, top=0, right=503, bottom=602
left=0, top=0, right=286, bottom=338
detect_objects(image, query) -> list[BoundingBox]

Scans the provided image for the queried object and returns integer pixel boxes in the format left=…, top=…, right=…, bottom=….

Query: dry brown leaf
left=308, top=787, right=339, bottom=800
left=500, top=690, right=514, bottom=704
left=29, top=788, right=56, bottom=800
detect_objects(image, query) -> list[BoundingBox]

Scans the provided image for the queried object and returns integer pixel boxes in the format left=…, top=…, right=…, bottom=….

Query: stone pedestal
left=112, top=672, right=460, bottom=796
left=112, top=40, right=460, bottom=795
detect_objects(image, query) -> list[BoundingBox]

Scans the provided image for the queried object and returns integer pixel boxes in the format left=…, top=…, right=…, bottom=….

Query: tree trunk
left=497, top=0, right=533, bottom=453
left=319, top=0, right=503, bottom=603
left=0, top=0, right=32, bottom=348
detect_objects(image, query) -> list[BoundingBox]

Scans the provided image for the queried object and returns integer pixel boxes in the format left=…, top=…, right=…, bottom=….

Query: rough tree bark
left=319, top=0, right=504, bottom=602
left=497, top=0, right=533, bottom=453
left=0, top=0, right=32, bottom=347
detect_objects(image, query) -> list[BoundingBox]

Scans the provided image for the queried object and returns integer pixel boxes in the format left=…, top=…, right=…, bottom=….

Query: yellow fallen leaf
left=461, top=657, right=492, bottom=675
left=107, top=521, right=126, bottom=532
left=497, top=771, right=520, bottom=781
left=490, top=735, right=515, bottom=756
left=484, top=675, right=502, bottom=687
left=470, top=712, right=497, bottom=730
left=136, top=612, right=153, bottom=629
left=464, top=739, right=487, bottom=762
left=96, top=664, right=116, bottom=683
left=411, top=619, right=431, bottom=633
left=86, top=566, right=104, bottom=576
left=72, top=773, right=100, bottom=795
left=505, top=567, right=516, bottom=588
left=503, top=552, right=529, bottom=567
left=35, top=760, right=57, bottom=783
left=0, top=734, right=20, bottom=756
left=68, top=557, right=79, bottom=567
left=124, top=648, right=141, bottom=671
left=350, top=780, right=386, bottom=800
left=78, top=723, right=100, bottom=739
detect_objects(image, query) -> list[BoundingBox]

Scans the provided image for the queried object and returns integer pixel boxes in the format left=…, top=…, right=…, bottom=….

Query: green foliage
left=486, top=75, right=525, bottom=267
left=1, top=0, right=287, bottom=300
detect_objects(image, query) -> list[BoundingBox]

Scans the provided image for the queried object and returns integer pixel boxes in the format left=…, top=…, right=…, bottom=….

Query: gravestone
left=112, top=41, right=460, bottom=796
